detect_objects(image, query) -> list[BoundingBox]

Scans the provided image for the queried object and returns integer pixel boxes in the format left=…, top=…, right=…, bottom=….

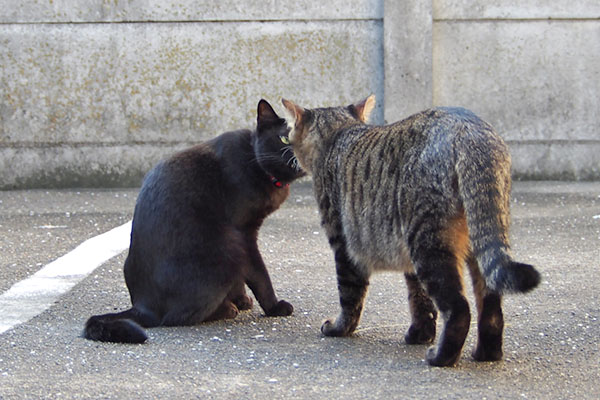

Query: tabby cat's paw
left=426, top=345, right=461, bottom=367
left=405, top=319, right=436, bottom=345
left=266, top=300, right=293, bottom=317
left=472, top=345, right=503, bottom=362
left=321, top=319, right=351, bottom=337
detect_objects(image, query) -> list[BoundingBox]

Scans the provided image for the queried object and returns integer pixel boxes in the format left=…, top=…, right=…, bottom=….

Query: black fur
left=83, top=100, right=304, bottom=343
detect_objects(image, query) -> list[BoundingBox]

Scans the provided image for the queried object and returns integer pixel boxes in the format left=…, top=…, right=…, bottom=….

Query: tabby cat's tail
left=456, top=138, right=541, bottom=295
left=83, top=308, right=152, bottom=344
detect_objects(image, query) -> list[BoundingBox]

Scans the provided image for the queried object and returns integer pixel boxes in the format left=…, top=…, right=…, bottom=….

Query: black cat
left=84, top=100, right=304, bottom=343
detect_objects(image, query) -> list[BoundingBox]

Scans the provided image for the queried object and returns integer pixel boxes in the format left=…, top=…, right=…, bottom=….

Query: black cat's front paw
left=265, top=300, right=293, bottom=317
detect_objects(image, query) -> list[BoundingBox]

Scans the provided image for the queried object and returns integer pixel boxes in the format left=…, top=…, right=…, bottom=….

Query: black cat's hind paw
left=233, top=294, right=253, bottom=311
left=205, top=301, right=240, bottom=322
left=265, top=300, right=293, bottom=317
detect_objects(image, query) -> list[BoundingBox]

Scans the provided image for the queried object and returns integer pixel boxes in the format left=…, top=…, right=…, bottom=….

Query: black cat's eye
left=279, top=136, right=290, bottom=145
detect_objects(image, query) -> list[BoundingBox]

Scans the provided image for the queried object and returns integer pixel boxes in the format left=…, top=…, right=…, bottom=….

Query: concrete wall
left=0, top=1, right=384, bottom=188
left=0, top=1, right=598, bottom=188
left=431, top=1, right=600, bottom=180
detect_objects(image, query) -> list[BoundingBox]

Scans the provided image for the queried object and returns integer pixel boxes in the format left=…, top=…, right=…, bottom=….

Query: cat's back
left=134, top=129, right=264, bottom=236
left=132, top=137, right=234, bottom=236
left=138, top=129, right=252, bottom=202
left=384, top=106, right=493, bottom=139
left=397, top=106, right=506, bottom=153
left=334, top=106, right=507, bottom=197
left=139, top=142, right=221, bottom=203
left=339, top=106, right=505, bottom=172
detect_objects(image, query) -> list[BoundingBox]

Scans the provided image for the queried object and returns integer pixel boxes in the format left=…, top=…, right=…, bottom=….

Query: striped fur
left=283, top=96, right=540, bottom=366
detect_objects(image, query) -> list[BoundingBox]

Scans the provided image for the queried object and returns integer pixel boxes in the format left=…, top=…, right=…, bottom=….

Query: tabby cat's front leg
left=321, top=245, right=369, bottom=337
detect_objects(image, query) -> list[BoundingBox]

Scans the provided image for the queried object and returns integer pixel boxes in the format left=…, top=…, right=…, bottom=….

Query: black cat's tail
left=456, top=131, right=541, bottom=295
left=84, top=308, right=156, bottom=344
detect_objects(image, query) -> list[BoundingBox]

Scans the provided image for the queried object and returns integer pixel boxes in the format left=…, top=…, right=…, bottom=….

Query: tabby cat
left=282, top=95, right=540, bottom=366
left=84, top=99, right=304, bottom=343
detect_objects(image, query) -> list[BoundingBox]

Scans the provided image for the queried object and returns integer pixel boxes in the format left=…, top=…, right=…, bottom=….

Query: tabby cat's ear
left=257, top=99, right=280, bottom=127
left=281, top=99, right=305, bottom=128
left=351, top=94, right=376, bottom=123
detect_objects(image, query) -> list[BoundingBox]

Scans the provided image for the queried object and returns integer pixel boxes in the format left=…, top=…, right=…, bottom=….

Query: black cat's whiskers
left=281, top=146, right=294, bottom=159
left=250, top=147, right=301, bottom=173
left=289, top=157, right=301, bottom=171
left=281, top=146, right=301, bottom=172
left=251, top=154, right=285, bottom=166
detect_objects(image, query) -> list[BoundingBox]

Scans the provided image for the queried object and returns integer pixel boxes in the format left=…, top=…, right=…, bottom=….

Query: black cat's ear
left=282, top=98, right=305, bottom=129
left=350, top=94, right=376, bottom=123
left=257, top=99, right=280, bottom=128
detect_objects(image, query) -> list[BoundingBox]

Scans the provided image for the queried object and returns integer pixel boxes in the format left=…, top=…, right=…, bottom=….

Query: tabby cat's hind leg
left=404, top=273, right=437, bottom=344
left=467, top=255, right=504, bottom=361
left=321, top=245, right=369, bottom=337
left=413, top=248, right=470, bottom=367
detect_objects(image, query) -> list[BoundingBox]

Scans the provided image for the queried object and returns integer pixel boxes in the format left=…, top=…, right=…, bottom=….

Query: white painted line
left=0, top=221, right=132, bottom=334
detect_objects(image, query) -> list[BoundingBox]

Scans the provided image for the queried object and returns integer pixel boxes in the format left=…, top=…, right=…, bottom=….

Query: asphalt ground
left=0, top=180, right=599, bottom=399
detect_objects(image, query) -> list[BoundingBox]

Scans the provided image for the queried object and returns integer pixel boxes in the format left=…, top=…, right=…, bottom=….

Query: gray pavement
left=0, top=180, right=599, bottom=399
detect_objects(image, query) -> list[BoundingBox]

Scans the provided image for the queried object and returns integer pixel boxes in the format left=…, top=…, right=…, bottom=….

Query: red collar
left=269, top=176, right=289, bottom=188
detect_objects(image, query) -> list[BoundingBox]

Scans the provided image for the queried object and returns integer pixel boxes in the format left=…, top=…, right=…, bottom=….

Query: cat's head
left=281, top=95, right=376, bottom=174
left=253, top=99, right=305, bottom=185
